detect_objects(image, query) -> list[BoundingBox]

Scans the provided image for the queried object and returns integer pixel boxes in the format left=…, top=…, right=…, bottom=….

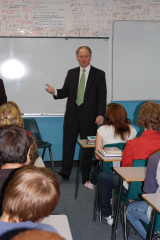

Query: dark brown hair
left=0, top=125, right=32, bottom=165
left=105, top=103, right=131, bottom=140
left=137, top=101, right=160, bottom=130
left=3, top=166, right=60, bottom=222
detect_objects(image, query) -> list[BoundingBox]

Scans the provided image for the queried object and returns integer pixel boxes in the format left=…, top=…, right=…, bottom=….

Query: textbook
left=87, top=136, right=96, bottom=145
left=98, top=147, right=122, bottom=158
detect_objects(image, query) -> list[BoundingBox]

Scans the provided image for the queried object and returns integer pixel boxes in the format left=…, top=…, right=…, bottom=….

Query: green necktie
left=76, top=69, right=85, bottom=106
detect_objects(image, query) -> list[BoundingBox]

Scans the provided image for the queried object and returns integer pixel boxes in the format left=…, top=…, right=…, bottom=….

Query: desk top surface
left=42, top=215, right=72, bottom=240
left=142, top=193, right=160, bottom=214
left=113, top=167, right=146, bottom=182
left=77, top=139, right=95, bottom=148
left=95, top=150, right=122, bottom=162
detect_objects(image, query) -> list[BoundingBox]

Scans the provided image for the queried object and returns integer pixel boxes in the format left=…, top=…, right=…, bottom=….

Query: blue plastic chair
left=23, top=118, right=54, bottom=171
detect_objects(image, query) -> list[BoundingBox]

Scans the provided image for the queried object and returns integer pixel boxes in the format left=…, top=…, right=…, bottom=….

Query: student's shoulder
left=36, top=221, right=57, bottom=233
left=149, top=150, right=160, bottom=162
left=129, top=124, right=137, bottom=131
left=0, top=168, right=16, bottom=175
left=98, top=125, right=111, bottom=133
left=125, top=136, right=140, bottom=148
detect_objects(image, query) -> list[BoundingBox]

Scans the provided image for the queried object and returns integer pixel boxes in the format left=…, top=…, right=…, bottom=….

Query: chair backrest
left=122, top=159, right=147, bottom=202
left=154, top=212, right=160, bottom=232
left=23, top=118, right=43, bottom=144
left=102, top=143, right=126, bottom=173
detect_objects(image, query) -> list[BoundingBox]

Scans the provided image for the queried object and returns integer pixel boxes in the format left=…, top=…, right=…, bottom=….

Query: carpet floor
left=45, top=163, right=142, bottom=240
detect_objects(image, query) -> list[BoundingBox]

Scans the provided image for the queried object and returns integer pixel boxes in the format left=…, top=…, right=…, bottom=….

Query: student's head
left=11, top=230, right=65, bottom=240
left=105, top=103, right=131, bottom=140
left=0, top=101, right=24, bottom=128
left=137, top=101, right=160, bottom=130
left=0, top=125, right=32, bottom=165
left=0, top=101, right=39, bottom=165
left=76, top=46, right=92, bottom=69
left=2, top=166, right=60, bottom=222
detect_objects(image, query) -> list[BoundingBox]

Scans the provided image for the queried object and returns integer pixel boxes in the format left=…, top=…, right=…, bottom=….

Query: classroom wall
left=0, top=1, right=160, bottom=37
left=2, top=1, right=160, bottom=161
left=23, top=116, right=80, bottom=161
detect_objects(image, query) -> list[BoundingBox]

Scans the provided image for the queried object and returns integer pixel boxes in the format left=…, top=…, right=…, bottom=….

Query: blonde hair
left=0, top=101, right=24, bottom=128
left=137, top=101, right=160, bottom=130
left=3, top=166, right=60, bottom=222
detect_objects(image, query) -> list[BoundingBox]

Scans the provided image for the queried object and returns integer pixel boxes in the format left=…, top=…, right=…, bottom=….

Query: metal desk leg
left=49, top=146, right=55, bottom=172
left=93, top=160, right=102, bottom=222
left=93, top=183, right=99, bottom=222
left=111, top=177, right=123, bottom=240
left=75, top=147, right=83, bottom=199
left=122, top=203, right=129, bottom=240
left=146, top=209, right=156, bottom=240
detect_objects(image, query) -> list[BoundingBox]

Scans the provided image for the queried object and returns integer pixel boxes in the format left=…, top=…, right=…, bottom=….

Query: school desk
left=112, top=167, right=146, bottom=240
left=75, top=139, right=95, bottom=199
left=142, top=193, right=160, bottom=240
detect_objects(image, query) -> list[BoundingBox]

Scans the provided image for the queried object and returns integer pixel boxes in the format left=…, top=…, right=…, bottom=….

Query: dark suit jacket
left=55, top=66, right=107, bottom=126
left=0, top=79, right=7, bottom=106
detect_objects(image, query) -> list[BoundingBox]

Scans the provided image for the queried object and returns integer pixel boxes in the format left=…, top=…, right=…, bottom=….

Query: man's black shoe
left=55, top=172, right=69, bottom=180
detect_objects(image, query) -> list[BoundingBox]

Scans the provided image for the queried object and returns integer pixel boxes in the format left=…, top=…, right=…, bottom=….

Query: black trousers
left=61, top=104, right=97, bottom=183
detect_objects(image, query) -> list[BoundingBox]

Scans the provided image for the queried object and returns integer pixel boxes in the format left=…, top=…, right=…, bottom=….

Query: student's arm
left=95, top=133, right=103, bottom=160
left=156, top=161, right=160, bottom=190
left=143, top=153, right=160, bottom=193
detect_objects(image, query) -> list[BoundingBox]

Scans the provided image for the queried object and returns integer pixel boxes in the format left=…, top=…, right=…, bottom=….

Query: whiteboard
left=112, top=21, right=160, bottom=101
left=0, top=37, right=110, bottom=115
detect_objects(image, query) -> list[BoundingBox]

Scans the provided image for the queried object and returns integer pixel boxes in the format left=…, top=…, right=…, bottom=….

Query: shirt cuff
left=54, top=89, right=57, bottom=96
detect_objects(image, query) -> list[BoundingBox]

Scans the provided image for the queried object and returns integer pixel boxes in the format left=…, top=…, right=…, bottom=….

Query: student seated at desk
left=0, top=101, right=39, bottom=166
left=84, top=103, right=137, bottom=190
left=0, top=166, right=60, bottom=239
left=98, top=101, right=160, bottom=226
left=126, top=150, right=160, bottom=239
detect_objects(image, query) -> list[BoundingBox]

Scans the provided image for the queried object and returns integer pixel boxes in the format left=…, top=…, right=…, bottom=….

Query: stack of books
left=98, top=147, right=122, bottom=159
left=87, top=136, right=96, bottom=145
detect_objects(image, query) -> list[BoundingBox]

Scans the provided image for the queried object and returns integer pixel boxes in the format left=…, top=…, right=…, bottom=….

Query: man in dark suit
left=0, top=79, right=7, bottom=106
left=46, top=46, right=107, bottom=185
